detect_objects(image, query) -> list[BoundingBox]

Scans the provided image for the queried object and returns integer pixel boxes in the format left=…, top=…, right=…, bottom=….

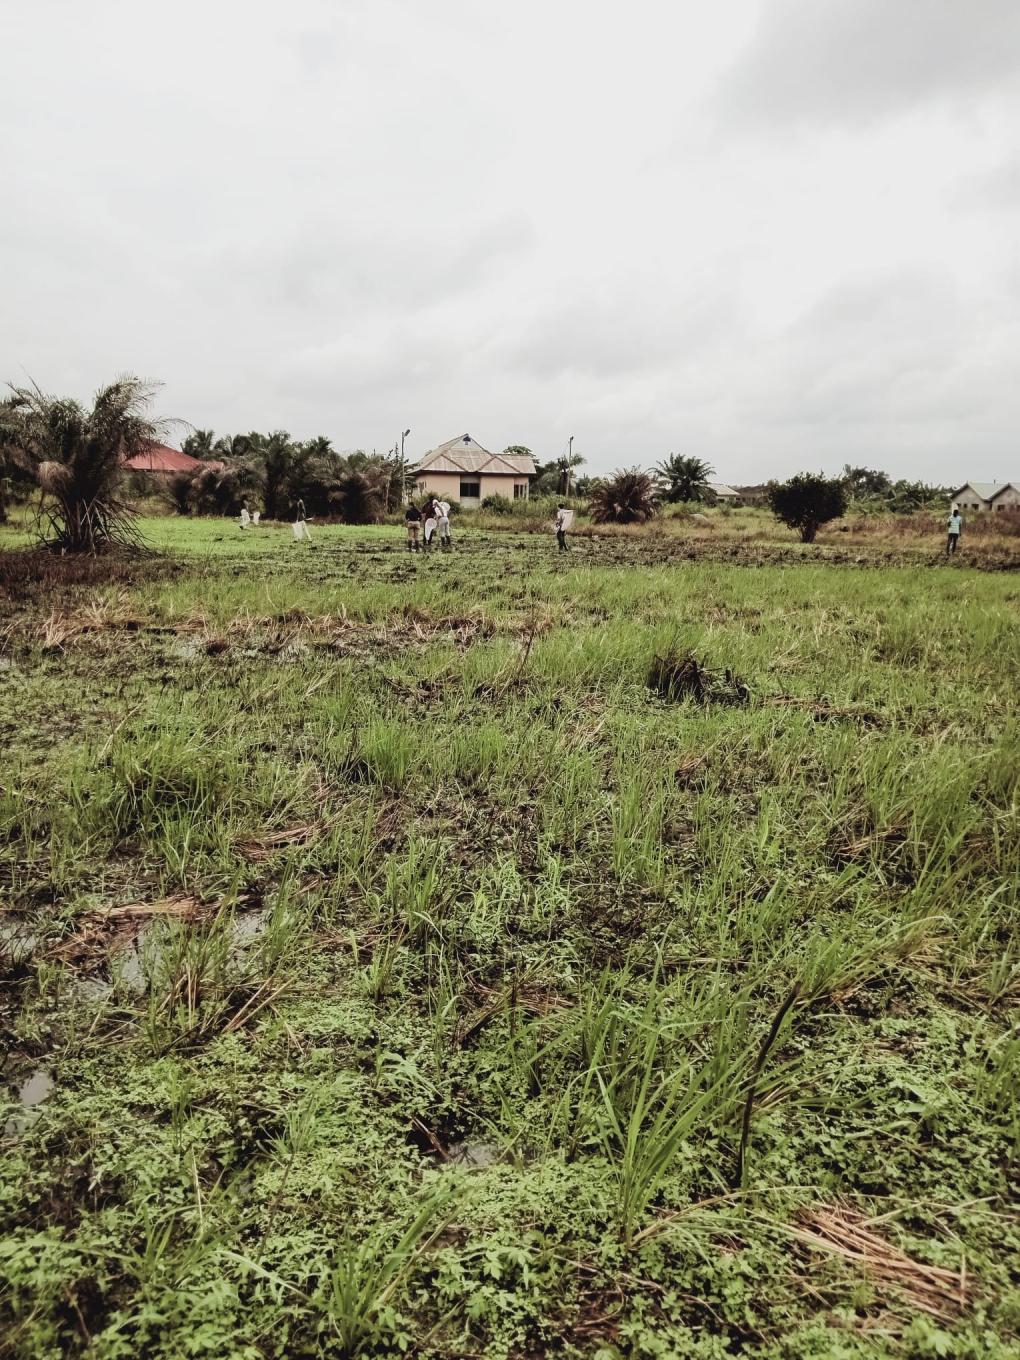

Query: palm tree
left=1, top=376, right=173, bottom=552
left=655, top=454, right=714, bottom=503
left=182, top=428, right=217, bottom=460
left=590, top=468, right=659, bottom=524
left=256, top=431, right=306, bottom=520
left=557, top=451, right=585, bottom=497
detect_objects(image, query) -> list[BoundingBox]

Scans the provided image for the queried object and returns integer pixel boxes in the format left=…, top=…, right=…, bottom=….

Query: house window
left=514, top=483, right=527, bottom=499
left=460, top=480, right=481, bottom=499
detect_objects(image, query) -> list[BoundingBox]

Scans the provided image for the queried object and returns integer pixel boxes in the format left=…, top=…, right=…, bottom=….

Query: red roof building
left=122, top=444, right=201, bottom=477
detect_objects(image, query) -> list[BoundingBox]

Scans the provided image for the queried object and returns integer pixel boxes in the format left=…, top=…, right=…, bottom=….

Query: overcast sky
left=3, top=0, right=1019, bottom=481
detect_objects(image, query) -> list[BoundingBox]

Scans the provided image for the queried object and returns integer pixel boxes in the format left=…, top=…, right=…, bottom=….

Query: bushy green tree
left=766, top=472, right=847, bottom=542
left=842, top=464, right=892, bottom=500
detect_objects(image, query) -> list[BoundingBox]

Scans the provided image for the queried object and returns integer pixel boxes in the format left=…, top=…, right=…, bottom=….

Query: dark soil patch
left=0, top=548, right=181, bottom=602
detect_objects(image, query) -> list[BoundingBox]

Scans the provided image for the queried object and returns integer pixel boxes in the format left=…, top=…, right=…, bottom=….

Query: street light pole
left=399, top=429, right=411, bottom=505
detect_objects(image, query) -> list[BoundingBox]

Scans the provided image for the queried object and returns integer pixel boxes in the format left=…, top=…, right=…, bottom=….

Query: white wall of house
left=991, top=486, right=1020, bottom=511
left=415, top=472, right=530, bottom=506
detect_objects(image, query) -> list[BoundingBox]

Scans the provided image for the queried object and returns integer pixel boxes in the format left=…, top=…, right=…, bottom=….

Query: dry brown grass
left=792, top=1203, right=970, bottom=1323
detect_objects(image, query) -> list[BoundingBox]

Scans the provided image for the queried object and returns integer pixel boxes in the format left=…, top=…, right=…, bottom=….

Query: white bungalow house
left=952, top=482, right=1020, bottom=512
left=412, top=434, right=536, bottom=507
left=707, top=482, right=741, bottom=504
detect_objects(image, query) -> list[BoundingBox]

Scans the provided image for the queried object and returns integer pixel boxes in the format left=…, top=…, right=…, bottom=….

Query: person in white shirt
left=437, top=501, right=451, bottom=550
left=292, top=496, right=311, bottom=542
left=239, top=504, right=251, bottom=530
left=423, top=499, right=438, bottom=550
left=555, top=506, right=573, bottom=553
left=946, top=506, right=962, bottom=555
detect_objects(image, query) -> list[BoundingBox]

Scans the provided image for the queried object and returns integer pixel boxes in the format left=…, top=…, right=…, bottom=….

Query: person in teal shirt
left=946, top=506, right=962, bottom=555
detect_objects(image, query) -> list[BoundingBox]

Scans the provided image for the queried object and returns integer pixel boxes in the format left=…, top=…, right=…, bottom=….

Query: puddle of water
left=231, top=909, right=269, bottom=944
left=0, top=921, right=39, bottom=962
left=74, top=975, right=113, bottom=1002
left=113, top=930, right=150, bottom=994
left=446, top=1140, right=501, bottom=1169
left=169, top=637, right=204, bottom=661
left=4, top=1069, right=54, bottom=1137
left=19, top=1070, right=53, bottom=1106
left=103, top=908, right=268, bottom=992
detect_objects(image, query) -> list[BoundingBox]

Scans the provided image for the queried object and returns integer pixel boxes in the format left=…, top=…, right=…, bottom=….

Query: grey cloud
left=495, top=284, right=739, bottom=382
left=952, top=157, right=1020, bottom=211
left=718, top=268, right=1020, bottom=476
left=199, top=212, right=536, bottom=316
left=714, top=0, right=1020, bottom=129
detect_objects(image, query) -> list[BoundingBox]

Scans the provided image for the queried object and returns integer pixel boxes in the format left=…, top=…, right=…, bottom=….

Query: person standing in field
left=239, top=503, right=251, bottom=530
left=437, top=500, right=451, bottom=550
left=292, top=496, right=311, bottom=542
left=946, top=505, right=962, bottom=555
left=423, top=498, right=438, bottom=550
left=555, top=506, right=573, bottom=553
left=405, top=501, right=422, bottom=551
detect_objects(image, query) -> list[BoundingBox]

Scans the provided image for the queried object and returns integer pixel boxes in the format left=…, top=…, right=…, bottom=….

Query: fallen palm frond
left=236, top=820, right=331, bottom=861
left=791, top=1204, right=970, bottom=1322
left=829, top=820, right=909, bottom=865
left=765, top=694, right=883, bottom=726
left=457, top=976, right=569, bottom=1047
left=49, top=891, right=258, bottom=965
left=673, top=755, right=707, bottom=788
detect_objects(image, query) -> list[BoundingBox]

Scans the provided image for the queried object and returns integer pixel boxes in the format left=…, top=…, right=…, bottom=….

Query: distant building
left=951, top=482, right=1020, bottom=512
left=412, top=434, right=536, bottom=507
left=707, top=482, right=741, bottom=504
left=122, top=444, right=202, bottom=478
left=734, top=484, right=768, bottom=506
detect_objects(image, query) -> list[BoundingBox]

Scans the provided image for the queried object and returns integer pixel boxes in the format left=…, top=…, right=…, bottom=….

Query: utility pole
left=566, top=434, right=575, bottom=498
left=399, top=428, right=410, bottom=506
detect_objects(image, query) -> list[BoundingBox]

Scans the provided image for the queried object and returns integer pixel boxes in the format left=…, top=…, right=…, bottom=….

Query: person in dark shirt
left=405, top=502, right=422, bottom=551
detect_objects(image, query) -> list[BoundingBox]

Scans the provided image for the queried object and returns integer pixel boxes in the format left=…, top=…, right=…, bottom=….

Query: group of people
left=404, top=496, right=452, bottom=551
left=238, top=495, right=577, bottom=555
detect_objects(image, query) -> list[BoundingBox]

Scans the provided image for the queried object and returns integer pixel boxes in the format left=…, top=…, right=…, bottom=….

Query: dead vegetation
left=791, top=1203, right=970, bottom=1323
left=648, top=650, right=751, bottom=706
left=50, top=890, right=261, bottom=969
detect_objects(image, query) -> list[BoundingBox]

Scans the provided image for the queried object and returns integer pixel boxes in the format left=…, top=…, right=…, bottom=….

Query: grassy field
left=1, top=516, right=1019, bottom=1359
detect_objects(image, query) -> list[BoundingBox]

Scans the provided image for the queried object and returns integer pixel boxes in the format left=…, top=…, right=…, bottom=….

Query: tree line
left=0, top=371, right=957, bottom=552
left=171, top=429, right=405, bottom=522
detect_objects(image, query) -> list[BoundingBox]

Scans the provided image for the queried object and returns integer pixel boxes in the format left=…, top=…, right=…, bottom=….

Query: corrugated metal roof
left=123, top=444, right=201, bottom=474
left=952, top=482, right=1018, bottom=501
left=414, top=433, right=536, bottom=477
left=708, top=482, right=739, bottom=498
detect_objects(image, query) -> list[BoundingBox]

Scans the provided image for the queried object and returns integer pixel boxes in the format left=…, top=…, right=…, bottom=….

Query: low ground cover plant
left=0, top=519, right=1018, bottom=1358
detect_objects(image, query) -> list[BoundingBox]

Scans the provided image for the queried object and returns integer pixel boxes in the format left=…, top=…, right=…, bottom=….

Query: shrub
left=481, top=494, right=513, bottom=515
left=590, top=468, right=659, bottom=524
left=168, top=473, right=194, bottom=515
left=766, top=472, right=847, bottom=543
